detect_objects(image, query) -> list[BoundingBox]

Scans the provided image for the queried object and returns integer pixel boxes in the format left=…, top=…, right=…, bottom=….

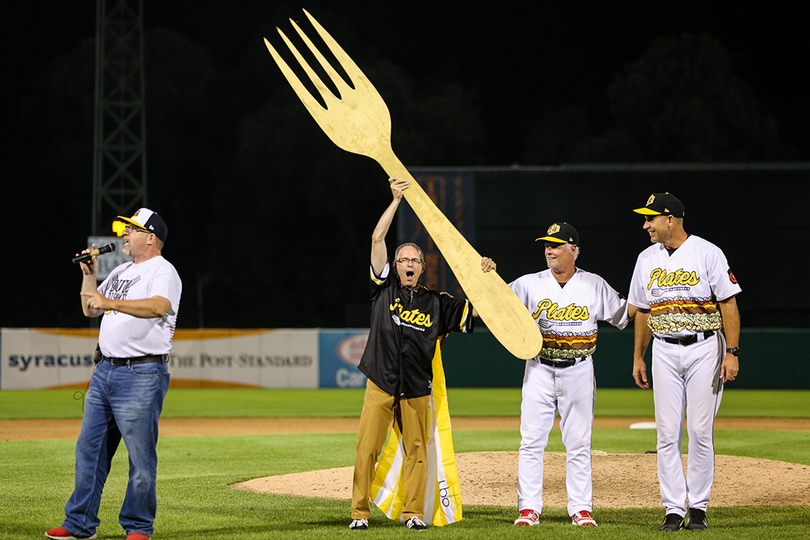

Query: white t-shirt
left=510, top=268, right=629, bottom=360
left=97, top=255, right=182, bottom=358
left=628, top=235, right=741, bottom=337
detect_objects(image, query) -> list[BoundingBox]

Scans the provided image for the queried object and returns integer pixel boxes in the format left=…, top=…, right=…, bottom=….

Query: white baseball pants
left=517, top=357, right=595, bottom=516
left=652, top=333, right=725, bottom=516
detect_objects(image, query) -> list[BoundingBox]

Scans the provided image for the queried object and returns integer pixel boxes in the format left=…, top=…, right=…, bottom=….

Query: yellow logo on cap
left=646, top=194, right=656, bottom=206
left=548, top=223, right=561, bottom=235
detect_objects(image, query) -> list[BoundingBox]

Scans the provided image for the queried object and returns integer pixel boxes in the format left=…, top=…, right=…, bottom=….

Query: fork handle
left=382, top=161, right=543, bottom=360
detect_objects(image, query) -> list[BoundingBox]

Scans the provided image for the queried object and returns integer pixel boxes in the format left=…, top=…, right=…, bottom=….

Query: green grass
left=2, top=388, right=809, bottom=419
left=1, top=388, right=809, bottom=539
left=594, top=388, right=810, bottom=418
left=0, top=388, right=368, bottom=419
left=3, top=431, right=809, bottom=539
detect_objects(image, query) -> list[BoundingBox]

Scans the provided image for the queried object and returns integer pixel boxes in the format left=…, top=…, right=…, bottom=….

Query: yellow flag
left=370, top=341, right=463, bottom=525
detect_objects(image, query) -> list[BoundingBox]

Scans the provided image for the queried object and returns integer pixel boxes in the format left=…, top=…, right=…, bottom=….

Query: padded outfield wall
left=0, top=328, right=355, bottom=390
left=440, top=328, right=810, bottom=389
left=1, top=328, right=807, bottom=390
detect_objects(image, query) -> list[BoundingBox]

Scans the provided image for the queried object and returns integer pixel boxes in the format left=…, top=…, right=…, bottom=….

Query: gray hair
left=394, top=242, right=425, bottom=263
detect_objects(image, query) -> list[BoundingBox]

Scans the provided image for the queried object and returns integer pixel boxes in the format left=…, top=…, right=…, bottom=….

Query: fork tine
left=288, top=19, right=353, bottom=99
left=263, top=36, right=330, bottom=123
left=302, top=9, right=376, bottom=93
left=275, top=27, right=343, bottom=110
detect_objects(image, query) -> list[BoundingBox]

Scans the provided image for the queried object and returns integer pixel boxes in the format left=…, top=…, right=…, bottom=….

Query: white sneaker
left=572, top=510, right=598, bottom=526
left=349, top=518, right=368, bottom=530
left=404, top=516, right=427, bottom=530
left=514, top=509, right=540, bottom=526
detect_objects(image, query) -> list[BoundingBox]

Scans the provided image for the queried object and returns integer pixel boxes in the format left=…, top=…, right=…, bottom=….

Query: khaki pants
left=351, top=379, right=430, bottom=520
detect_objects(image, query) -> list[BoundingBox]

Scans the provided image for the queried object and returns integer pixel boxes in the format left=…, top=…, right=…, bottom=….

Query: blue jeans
left=62, top=359, right=170, bottom=538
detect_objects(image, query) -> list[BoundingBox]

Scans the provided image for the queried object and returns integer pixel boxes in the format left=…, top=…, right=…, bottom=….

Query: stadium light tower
left=91, top=0, right=147, bottom=236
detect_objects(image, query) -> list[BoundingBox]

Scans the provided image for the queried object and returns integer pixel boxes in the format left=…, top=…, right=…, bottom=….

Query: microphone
left=72, top=243, right=116, bottom=264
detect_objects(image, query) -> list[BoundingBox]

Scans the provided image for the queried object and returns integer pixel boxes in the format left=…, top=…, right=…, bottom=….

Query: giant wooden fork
left=264, top=10, right=542, bottom=359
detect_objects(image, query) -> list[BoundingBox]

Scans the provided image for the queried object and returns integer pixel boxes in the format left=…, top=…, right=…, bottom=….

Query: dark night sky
left=3, top=1, right=809, bottom=329
left=8, top=1, right=810, bottom=164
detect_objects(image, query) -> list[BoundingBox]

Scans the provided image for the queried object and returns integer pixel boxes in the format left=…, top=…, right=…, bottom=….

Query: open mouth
left=406, top=270, right=415, bottom=278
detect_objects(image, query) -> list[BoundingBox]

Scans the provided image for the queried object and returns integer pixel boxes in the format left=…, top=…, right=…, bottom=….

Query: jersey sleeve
left=627, top=252, right=650, bottom=309
left=438, top=294, right=474, bottom=334
left=704, top=245, right=742, bottom=301
left=368, top=262, right=391, bottom=300
left=597, top=278, right=630, bottom=330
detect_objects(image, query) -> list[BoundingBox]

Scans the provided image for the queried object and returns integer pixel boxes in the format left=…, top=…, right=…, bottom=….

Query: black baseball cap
left=633, top=193, right=685, bottom=218
left=117, top=208, right=169, bottom=242
left=536, top=222, right=579, bottom=245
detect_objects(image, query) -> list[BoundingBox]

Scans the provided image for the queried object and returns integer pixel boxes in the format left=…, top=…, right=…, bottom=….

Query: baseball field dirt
left=232, top=451, right=810, bottom=508
left=7, top=416, right=809, bottom=508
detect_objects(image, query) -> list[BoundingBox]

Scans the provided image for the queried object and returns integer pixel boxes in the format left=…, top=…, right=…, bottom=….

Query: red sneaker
left=514, top=509, right=540, bottom=526
left=126, top=534, right=151, bottom=540
left=44, top=527, right=97, bottom=540
left=572, top=510, right=598, bottom=526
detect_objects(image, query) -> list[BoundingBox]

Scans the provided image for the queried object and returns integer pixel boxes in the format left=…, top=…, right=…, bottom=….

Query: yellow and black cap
left=117, top=208, right=168, bottom=242
left=633, top=192, right=684, bottom=218
left=536, top=222, right=579, bottom=245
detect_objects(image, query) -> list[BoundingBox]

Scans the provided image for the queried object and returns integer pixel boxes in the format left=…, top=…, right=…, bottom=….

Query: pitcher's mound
left=232, top=451, right=810, bottom=507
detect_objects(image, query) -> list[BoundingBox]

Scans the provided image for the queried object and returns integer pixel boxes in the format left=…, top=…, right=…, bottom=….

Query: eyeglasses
left=124, top=224, right=150, bottom=234
left=395, top=257, right=423, bottom=265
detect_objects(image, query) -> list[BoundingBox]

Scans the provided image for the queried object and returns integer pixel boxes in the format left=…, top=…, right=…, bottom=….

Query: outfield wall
left=441, top=328, right=810, bottom=390
left=1, top=328, right=807, bottom=390
left=0, top=328, right=367, bottom=390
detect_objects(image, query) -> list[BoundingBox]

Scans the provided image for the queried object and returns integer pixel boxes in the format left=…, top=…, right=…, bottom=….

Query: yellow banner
left=370, top=341, right=463, bottom=526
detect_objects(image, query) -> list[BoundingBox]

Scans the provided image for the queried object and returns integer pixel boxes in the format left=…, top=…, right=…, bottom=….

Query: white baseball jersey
left=628, top=234, right=741, bottom=516
left=510, top=268, right=630, bottom=360
left=509, top=267, right=628, bottom=517
left=97, top=255, right=182, bottom=358
left=628, top=235, right=741, bottom=336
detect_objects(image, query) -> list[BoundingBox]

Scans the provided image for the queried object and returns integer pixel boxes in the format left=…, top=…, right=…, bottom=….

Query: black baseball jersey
left=358, top=263, right=474, bottom=399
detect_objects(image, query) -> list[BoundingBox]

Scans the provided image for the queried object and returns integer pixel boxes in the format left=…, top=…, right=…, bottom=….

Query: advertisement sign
left=318, top=330, right=368, bottom=388
left=168, top=329, right=319, bottom=388
left=0, top=328, right=319, bottom=389
left=0, top=329, right=98, bottom=389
